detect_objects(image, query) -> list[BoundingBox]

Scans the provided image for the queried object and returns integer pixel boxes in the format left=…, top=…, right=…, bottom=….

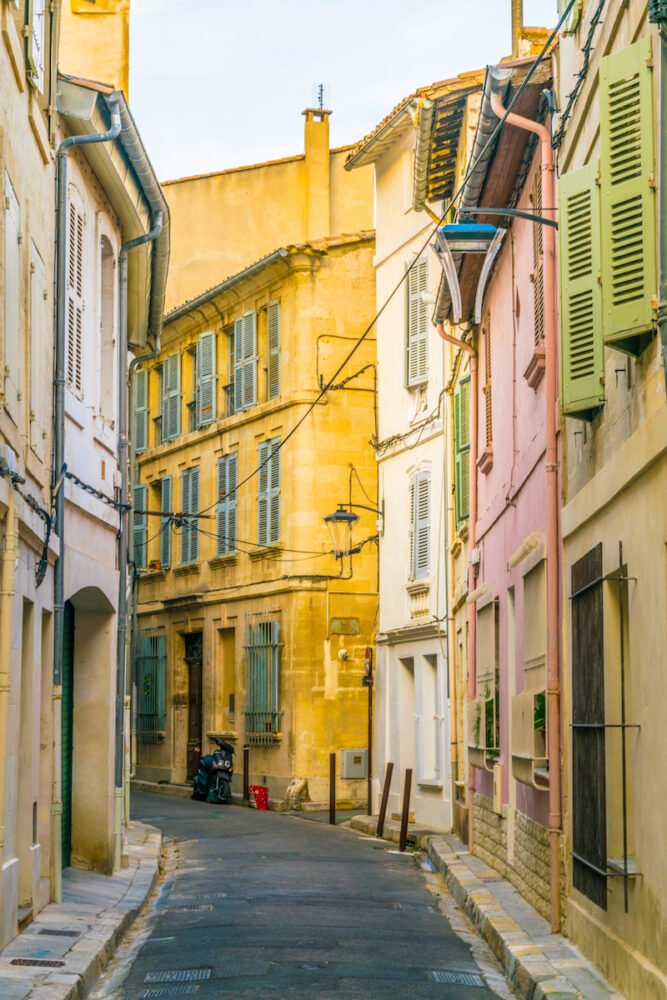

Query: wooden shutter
left=257, top=441, right=270, bottom=546
left=29, top=240, right=46, bottom=457
left=268, top=439, right=280, bottom=544
left=216, top=454, right=237, bottom=555
left=66, top=196, right=84, bottom=396
left=233, top=318, right=243, bottom=413
left=414, top=472, right=430, bottom=579
left=161, top=354, right=181, bottom=440
left=134, top=369, right=148, bottom=453
left=196, top=331, right=216, bottom=426
left=408, top=476, right=416, bottom=578
left=4, top=172, right=20, bottom=423
left=571, top=543, right=607, bottom=910
left=27, top=0, right=46, bottom=92
left=407, top=259, right=429, bottom=387
left=268, top=301, right=281, bottom=399
left=180, top=469, right=191, bottom=563
left=242, top=312, right=257, bottom=408
left=600, top=37, right=657, bottom=352
left=483, top=326, right=492, bottom=447
left=454, top=378, right=470, bottom=526
left=559, top=163, right=604, bottom=418
left=532, top=169, right=545, bottom=345
left=133, top=484, right=147, bottom=568
left=189, top=466, right=199, bottom=562
left=160, top=476, right=171, bottom=567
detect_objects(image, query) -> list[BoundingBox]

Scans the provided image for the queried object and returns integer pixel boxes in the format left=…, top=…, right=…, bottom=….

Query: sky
left=130, top=1, right=558, bottom=183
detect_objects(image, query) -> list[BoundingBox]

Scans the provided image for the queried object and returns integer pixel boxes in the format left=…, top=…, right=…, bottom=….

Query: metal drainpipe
left=489, top=88, right=562, bottom=933
left=114, top=214, right=163, bottom=870
left=436, top=323, right=478, bottom=851
left=658, top=29, right=667, bottom=385
left=52, top=103, right=121, bottom=898
left=0, top=486, right=18, bottom=869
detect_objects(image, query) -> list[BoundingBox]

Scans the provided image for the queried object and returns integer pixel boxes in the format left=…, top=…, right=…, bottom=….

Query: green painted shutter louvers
left=454, top=379, right=470, bottom=527
left=600, top=36, right=657, bottom=355
left=559, top=162, right=605, bottom=418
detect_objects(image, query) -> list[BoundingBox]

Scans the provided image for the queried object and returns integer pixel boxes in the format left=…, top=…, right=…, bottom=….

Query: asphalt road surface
left=93, top=792, right=515, bottom=999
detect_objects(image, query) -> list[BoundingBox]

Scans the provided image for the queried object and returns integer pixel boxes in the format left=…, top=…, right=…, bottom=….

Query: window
left=406, top=258, right=428, bottom=387
left=408, top=470, right=430, bottom=580
left=27, top=0, right=46, bottom=92
left=135, top=634, right=166, bottom=743
left=98, top=236, right=115, bottom=421
left=216, top=454, right=237, bottom=555
left=160, top=476, right=172, bottom=568
left=134, top=369, right=148, bottom=453
left=245, top=618, right=281, bottom=746
left=180, top=466, right=199, bottom=564
left=195, top=331, right=217, bottom=426
left=161, top=354, right=181, bottom=440
left=454, top=377, right=470, bottom=527
left=29, top=240, right=47, bottom=458
left=475, top=600, right=499, bottom=754
left=257, top=438, right=280, bottom=546
left=267, top=300, right=280, bottom=400
left=66, top=190, right=84, bottom=396
left=4, top=171, right=20, bottom=423
left=133, top=484, right=148, bottom=569
left=233, top=312, right=257, bottom=412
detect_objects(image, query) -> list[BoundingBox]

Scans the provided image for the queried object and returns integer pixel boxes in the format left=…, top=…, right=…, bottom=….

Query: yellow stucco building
left=132, top=233, right=378, bottom=806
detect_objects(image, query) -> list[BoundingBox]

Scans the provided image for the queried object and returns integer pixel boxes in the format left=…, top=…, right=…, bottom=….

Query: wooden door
left=185, top=633, right=203, bottom=780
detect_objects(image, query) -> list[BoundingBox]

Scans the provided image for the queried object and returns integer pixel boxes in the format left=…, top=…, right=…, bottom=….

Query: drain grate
left=10, top=958, right=66, bottom=968
left=144, top=969, right=212, bottom=984
left=165, top=903, right=214, bottom=913
left=388, top=901, right=436, bottom=912
left=171, top=891, right=227, bottom=901
left=38, top=928, right=80, bottom=937
left=138, top=987, right=200, bottom=999
left=429, top=970, right=486, bottom=986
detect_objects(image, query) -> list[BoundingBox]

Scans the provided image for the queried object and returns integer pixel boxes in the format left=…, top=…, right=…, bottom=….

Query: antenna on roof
left=318, top=83, right=324, bottom=110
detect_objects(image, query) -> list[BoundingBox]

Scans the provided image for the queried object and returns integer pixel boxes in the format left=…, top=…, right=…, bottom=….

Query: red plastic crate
left=249, top=784, right=269, bottom=810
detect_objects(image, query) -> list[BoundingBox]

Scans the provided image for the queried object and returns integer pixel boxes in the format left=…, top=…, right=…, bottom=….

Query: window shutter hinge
left=649, top=174, right=657, bottom=190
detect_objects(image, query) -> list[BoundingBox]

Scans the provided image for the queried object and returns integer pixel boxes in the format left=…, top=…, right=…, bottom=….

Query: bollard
left=329, top=752, right=336, bottom=825
left=243, top=745, right=250, bottom=806
left=399, top=768, right=412, bottom=852
left=376, top=761, right=394, bottom=839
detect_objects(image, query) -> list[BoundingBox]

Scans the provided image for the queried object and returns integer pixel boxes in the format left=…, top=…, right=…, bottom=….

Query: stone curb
left=0, top=822, right=161, bottom=1000
left=349, top=815, right=621, bottom=1000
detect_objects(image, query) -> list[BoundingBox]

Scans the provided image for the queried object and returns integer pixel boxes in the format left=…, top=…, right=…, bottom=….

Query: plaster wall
left=58, top=0, right=130, bottom=97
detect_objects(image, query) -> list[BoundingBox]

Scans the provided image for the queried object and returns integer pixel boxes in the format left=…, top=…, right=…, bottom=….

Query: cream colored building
left=556, top=1, right=667, bottom=995
left=133, top=234, right=377, bottom=806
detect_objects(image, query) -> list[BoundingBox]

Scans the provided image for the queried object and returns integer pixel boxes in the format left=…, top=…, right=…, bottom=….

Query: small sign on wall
left=330, top=618, right=359, bottom=635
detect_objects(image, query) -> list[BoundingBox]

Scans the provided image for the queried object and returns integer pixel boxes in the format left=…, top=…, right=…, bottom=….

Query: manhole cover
left=138, top=988, right=200, bottom=998
left=10, top=958, right=66, bottom=968
left=144, top=969, right=212, bottom=984
left=388, top=901, right=436, bottom=912
left=38, top=928, right=80, bottom=937
left=165, top=904, right=214, bottom=913
left=429, top=970, right=486, bottom=986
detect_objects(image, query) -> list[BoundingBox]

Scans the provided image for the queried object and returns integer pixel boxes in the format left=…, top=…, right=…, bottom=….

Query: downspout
left=489, top=82, right=561, bottom=933
left=52, top=102, right=121, bottom=898
left=0, top=483, right=18, bottom=869
left=436, top=324, right=478, bottom=850
left=114, top=213, right=163, bottom=870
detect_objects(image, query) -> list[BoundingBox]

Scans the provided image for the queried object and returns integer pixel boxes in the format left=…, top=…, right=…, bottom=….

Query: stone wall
left=473, top=794, right=552, bottom=921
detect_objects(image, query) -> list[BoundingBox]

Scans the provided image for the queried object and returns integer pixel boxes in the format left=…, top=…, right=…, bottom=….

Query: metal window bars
left=136, top=633, right=167, bottom=744
left=244, top=616, right=282, bottom=747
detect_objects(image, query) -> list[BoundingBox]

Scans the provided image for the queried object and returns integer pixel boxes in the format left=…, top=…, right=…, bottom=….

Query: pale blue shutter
left=257, top=441, right=270, bottom=545
left=233, top=318, right=243, bottom=413
left=217, top=455, right=237, bottom=555
left=196, top=331, right=216, bottom=426
left=133, top=484, right=147, bottom=568
left=407, top=259, right=428, bottom=387
left=162, top=354, right=181, bottom=440
left=180, top=469, right=191, bottom=563
left=243, top=312, right=257, bottom=408
left=414, top=472, right=430, bottom=579
left=160, top=476, right=171, bottom=567
left=408, top=476, right=416, bottom=579
left=268, top=301, right=280, bottom=400
left=189, top=467, right=200, bottom=562
left=268, top=439, right=280, bottom=544
left=135, top=369, right=148, bottom=453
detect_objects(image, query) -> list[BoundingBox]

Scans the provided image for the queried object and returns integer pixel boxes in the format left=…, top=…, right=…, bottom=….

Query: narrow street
left=93, top=793, right=515, bottom=999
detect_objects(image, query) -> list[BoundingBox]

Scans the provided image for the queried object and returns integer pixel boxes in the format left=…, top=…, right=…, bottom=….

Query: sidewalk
left=0, top=821, right=161, bottom=1000
left=349, top=814, right=624, bottom=1000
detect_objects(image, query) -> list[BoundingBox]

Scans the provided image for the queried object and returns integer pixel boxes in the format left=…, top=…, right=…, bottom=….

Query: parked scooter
left=192, top=737, right=234, bottom=804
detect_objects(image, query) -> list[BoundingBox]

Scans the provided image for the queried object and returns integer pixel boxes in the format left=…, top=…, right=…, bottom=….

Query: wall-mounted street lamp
left=323, top=503, right=382, bottom=559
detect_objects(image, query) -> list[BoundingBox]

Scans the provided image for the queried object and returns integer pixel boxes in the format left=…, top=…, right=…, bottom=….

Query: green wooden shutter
left=180, top=469, right=191, bottom=563
left=407, top=259, right=429, bottom=387
left=160, top=476, right=171, bottom=567
left=268, top=439, right=280, bottom=544
left=133, top=484, right=147, bottom=568
left=559, top=162, right=605, bottom=417
left=135, top=369, right=148, bottom=453
left=268, top=301, right=281, bottom=399
left=454, top=378, right=470, bottom=527
left=414, top=472, right=430, bottom=580
left=600, top=36, right=657, bottom=353
left=162, top=354, right=181, bottom=440
left=196, top=331, right=216, bottom=426
left=257, top=441, right=270, bottom=545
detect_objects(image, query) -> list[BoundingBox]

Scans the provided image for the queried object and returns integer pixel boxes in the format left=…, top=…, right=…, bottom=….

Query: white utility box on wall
left=340, top=749, right=368, bottom=779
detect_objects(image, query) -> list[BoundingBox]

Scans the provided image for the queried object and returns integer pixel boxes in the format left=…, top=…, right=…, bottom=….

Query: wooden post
left=329, top=752, right=336, bottom=825
left=399, top=768, right=412, bottom=852
left=376, top=761, right=394, bottom=838
left=242, top=745, right=250, bottom=805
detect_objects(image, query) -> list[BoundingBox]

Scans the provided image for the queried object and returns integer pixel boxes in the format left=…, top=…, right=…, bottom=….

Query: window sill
left=208, top=554, right=238, bottom=568
left=417, top=778, right=443, bottom=789
left=477, top=447, right=494, bottom=475
left=524, top=345, right=546, bottom=390
left=249, top=545, right=282, bottom=561
left=139, top=568, right=166, bottom=581
left=173, top=562, right=200, bottom=576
